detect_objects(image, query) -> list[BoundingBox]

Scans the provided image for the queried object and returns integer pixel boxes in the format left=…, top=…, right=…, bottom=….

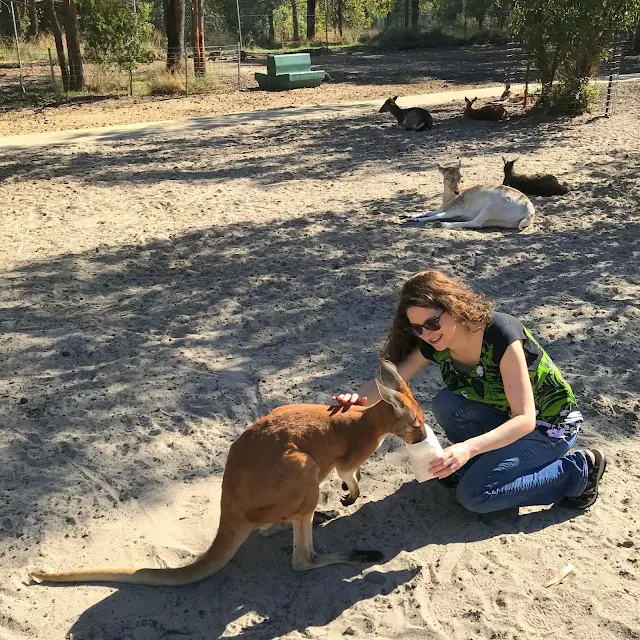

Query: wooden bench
left=255, top=53, right=326, bottom=91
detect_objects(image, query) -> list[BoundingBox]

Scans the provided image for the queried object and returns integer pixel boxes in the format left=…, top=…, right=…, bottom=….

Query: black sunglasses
left=406, top=310, right=445, bottom=337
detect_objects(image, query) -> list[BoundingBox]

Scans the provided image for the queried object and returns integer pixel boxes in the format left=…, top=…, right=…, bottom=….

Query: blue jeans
left=432, top=388, right=589, bottom=514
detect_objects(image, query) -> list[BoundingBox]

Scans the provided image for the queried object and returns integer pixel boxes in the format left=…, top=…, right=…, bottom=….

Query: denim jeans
left=432, top=388, right=589, bottom=514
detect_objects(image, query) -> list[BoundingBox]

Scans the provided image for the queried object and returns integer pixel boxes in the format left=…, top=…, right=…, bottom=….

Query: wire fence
left=0, top=0, right=637, bottom=116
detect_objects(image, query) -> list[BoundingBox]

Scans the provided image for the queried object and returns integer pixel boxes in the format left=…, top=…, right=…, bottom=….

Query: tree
left=306, top=0, right=316, bottom=39
left=514, top=0, right=640, bottom=112
left=44, top=0, right=70, bottom=91
left=191, top=0, right=206, bottom=76
left=60, top=0, right=84, bottom=90
left=79, top=0, right=153, bottom=71
left=290, top=0, right=300, bottom=40
left=166, top=0, right=185, bottom=72
left=410, top=0, right=418, bottom=31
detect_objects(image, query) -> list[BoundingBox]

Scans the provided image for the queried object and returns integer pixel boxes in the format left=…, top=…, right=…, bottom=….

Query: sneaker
left=560, top=449, right=607, bottom=509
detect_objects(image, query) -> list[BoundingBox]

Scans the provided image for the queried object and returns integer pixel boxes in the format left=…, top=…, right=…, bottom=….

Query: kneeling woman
left=333, top=270, right=605, bottom=513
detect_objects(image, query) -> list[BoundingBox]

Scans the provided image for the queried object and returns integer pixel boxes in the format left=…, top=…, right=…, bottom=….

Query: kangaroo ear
left=456, top=157, right=461, bottom=169
left=392, top=95, right=398, bottom=101
left=379, top=360, right=404, bottom=390
left=464, top=96, right=470, bottom=103
left=513, top=157, right=519, bottom=163
left=472, top=97, right=478, bottom=104
left=502, top=156, right=508, bottom=165
left=375, top=379, right=406, bottom=415
left=437, top=164, right=446, bottom=174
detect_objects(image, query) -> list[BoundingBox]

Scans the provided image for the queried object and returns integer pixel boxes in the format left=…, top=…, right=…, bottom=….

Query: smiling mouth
left=428, top=334, right=442, bottom=346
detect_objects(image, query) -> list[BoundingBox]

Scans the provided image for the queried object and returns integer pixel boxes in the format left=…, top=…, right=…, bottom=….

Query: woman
left=332, top=270, right=606, bottom=513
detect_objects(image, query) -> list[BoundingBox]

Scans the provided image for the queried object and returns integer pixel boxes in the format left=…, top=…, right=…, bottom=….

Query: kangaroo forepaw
left=313, top=510, right=339, bottom=525
left=341, top=481, right=348, bottom=491
left=341, top=493, right=357, bottom=507
left=348, top=549, right=385, bottom=563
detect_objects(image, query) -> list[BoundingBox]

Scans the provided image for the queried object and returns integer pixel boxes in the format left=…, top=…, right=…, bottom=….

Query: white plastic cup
left=405, top=425, right=444, bottom=482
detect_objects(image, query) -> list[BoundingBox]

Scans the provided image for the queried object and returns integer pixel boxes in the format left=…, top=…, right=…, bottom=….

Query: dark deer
left=379, top=96, right=433, bottom=131
left=502, top=157, right=570, bottom=197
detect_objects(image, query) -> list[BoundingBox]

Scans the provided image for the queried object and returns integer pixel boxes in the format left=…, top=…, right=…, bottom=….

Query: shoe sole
left=582, top=448, right=607, bottom=509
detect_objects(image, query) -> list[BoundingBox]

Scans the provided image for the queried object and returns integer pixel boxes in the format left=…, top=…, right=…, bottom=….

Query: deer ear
left=502, top=156, right=508, bottom=165
left=392, top=96, right=398, bottom=101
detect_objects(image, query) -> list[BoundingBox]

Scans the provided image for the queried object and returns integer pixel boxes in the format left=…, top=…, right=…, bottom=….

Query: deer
left=30, top=361, right=426, bottom=587
left=502, top=157, right=570, bottom=197
left=379, top=96, right=433, bottom=131
left=463, top=96, right=508, bottom=121
left=408, top=158, right=535, bottom=230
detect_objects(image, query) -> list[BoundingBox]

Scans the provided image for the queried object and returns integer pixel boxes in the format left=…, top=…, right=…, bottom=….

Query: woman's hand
left=429, top=442, right=472, bottom=479
left=330, top=392, right=368, bottom=407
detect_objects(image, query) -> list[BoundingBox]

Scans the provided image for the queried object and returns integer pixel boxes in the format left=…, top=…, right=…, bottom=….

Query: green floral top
left=419, top=313, right=583, bottom=439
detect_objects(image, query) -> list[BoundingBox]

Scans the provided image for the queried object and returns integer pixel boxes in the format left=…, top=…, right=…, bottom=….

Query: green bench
left=255, top=53, right=326, bottom=91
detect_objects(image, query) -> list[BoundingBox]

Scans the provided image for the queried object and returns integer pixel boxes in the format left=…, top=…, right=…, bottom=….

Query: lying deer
left=464, top=97, right=508, bottom=121
left=502, top=157, right=570, bottom=197
left=379, top=96, right=433, bottom=131
left=31, top=361, right=426, bottom=586
left=408, top=157, right=535, bottom=230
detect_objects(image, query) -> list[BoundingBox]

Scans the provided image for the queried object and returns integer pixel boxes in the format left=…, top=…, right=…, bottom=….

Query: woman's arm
left=429, top=340, right=537, bottom=478
left=332, top=348, right=430, bottom=407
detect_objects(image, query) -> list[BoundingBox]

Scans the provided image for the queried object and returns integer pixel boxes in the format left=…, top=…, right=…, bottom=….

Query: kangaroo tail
left=30, top=521, right=252, bottom=587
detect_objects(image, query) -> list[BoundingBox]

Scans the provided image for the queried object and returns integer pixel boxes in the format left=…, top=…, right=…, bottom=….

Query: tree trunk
left=166, top=0, right=185, bottom=73
left=476, top=8, right=486, bottom=30
left=403, top=0, right=409, bottom=30
left=60, top=0, right=83, bottom=90
left=410, top=0, right=419, bottom=31
left=291, top=0, right=300, bottom=41
left=27, top=0, right=38, bottom=38
left=336, top=0, right=343, bottom=37
left=44, top=0, right=69, bottom=91
left=190, top=0, right=205, bottom=76
left=268, top=7, right=275, bottom=42
left=306, top=0, right=316, bottom=40
left=633, top=20, right=640, bottom=53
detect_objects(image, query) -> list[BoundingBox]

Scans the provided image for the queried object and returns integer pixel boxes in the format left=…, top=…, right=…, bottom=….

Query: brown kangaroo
left=31, top=360, right=426, bottom=586
left=464, top=96, right=508, bottom=121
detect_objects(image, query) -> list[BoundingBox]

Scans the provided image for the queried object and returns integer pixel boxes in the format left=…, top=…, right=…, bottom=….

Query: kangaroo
left=502, top=157, right=570, bottom=197
left=30, top=360, right=426, bottom=586
left=379, top=96, right=433, bottom=131
left=464, top=96, right=508, bottom=121
left=408, top=158, right=535, bottom=230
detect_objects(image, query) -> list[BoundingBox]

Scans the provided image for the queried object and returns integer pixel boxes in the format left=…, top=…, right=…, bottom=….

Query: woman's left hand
left=429, top=442, right=472, bottom=479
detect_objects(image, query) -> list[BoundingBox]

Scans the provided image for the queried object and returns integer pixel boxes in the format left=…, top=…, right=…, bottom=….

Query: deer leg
left=337, top=466, right=360, bottom=506
left=291, top=513, right=384, bottom=571
left=438, top=203, right=493, bottom=229
left=410, top=207, right=467, bottom=223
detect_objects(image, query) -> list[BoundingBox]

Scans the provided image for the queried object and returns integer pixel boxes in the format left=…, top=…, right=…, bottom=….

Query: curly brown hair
left=381, top=270, right=494, bottom=364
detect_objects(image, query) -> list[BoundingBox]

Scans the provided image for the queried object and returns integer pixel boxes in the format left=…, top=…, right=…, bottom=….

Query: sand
left=0, top=79, right=639, bottom=640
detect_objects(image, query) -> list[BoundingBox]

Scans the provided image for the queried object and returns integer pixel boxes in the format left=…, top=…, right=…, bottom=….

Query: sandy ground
left=0, top=80, right=639, bottom=640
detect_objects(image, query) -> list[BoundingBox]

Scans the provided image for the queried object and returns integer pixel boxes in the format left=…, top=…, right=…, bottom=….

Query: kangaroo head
left=374, top=360, right=425, bottom=444
left=437, top=159, right=463, bottom=196
left=379, top=96, right=398, bottom=113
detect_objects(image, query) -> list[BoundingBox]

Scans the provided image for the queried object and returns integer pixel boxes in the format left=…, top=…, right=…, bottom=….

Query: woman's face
left=406, top=306, right=457, bottom=351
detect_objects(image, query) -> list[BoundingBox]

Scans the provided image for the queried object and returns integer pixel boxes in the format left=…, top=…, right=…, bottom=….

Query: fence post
left=237, top=42, right=241, bottom=89
left=184, top=49, right=189, bottom=97
left=10, top=0, right=25, bottom=93
left=235, top=0, right=243, bottom=51
left=523, top=58, right=531, bottom=109
left=47, top=47, right=56, bottom=82
left=129, top=69, right=134, bottom=96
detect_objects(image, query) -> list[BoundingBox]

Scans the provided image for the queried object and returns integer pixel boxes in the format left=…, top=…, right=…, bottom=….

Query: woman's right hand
left=330, top=392, right=368, bottom=407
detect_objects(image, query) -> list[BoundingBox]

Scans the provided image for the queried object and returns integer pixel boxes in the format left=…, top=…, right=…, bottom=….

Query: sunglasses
left=406, top=310, right=445, bottom=337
